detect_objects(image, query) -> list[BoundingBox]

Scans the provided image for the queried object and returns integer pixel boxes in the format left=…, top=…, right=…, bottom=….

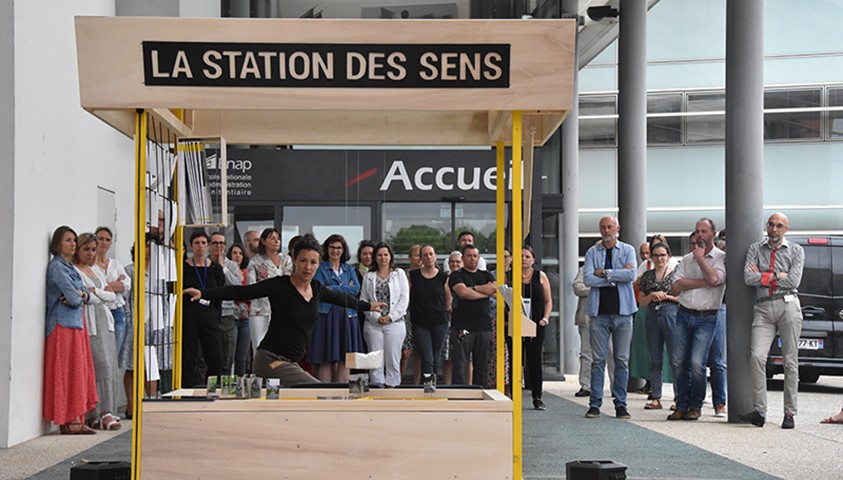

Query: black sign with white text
left=211, top=149, right=523, bottom=203
left=142, top=42, right=510, bottom=88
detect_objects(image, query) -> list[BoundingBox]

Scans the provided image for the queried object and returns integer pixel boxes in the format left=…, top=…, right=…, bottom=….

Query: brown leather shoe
left=684, top=408, right=701, bottom=421
left=667, top=410, right=686, bottom=421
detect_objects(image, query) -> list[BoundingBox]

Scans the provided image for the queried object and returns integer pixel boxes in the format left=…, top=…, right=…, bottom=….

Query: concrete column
left=725, top=0, right=765, bottom=422
left=559, top=0, right=579, bottom=375
left=0, top=0, right=14, bottom=449
left=617, top=0, right=647, bottom=250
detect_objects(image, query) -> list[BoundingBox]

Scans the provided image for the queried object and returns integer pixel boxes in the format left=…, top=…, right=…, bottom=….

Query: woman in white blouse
left=74, top=233, right=121, bottom=430
left=360, top=243, right=409, bottom=387
left=93, top=227, right=130, bottom=354
left=246, top=228, right=291, bottom=356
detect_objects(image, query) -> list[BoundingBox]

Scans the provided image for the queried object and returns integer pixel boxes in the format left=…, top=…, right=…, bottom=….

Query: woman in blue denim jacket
left=307, top=234, right=363, bottom=382
left=43, top=226, right=98, bottom=435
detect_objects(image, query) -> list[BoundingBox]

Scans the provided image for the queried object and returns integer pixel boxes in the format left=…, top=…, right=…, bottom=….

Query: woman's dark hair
left=50, top=225, right=77, bottom=256
left=293, top=234, right=322, bottom=260
left=522, top=245, right=535, bottom=257
left=651, top=242, right=671, bottom=257
left=357, top=239, right=375, bottom=265
left=74, top=232, right=98, bottom=264
left=287, top=235, right=302, bottom=255
left=189, top=229, right=210, bottom=244
left=373, top=243, right=395, bottom=271
left=321, top=234, right=350, bottom=263
left=227, top=243, right=249, bottom=269
left=257, top=228, right=281, bottom=255
left=130, top=232, right=162, bottom=258
left=94, top=226, right=113, bottom=238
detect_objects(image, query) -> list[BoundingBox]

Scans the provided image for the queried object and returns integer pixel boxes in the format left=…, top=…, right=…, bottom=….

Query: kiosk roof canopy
left=75, top=16, right=575, bottom=146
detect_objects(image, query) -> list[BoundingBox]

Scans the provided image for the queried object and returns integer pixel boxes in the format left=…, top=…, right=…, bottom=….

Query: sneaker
left=585, top=407, right=600, bottom=418
left=533, top=397, right=546, bottom=411
left=713, top=404, right=727, bottom=418
left=684, top=408, right=701, bottom=421
left=782, top=413, right=795, bottom=429
left=738, top=410, right=766, bottom=427
left=616, top=406, right=631, bottom=419
left=575, top=388, right=591, bottom=398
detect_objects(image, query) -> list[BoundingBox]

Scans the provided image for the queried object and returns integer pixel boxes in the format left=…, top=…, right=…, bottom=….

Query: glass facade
left=576, top=0, right=843, bottom=247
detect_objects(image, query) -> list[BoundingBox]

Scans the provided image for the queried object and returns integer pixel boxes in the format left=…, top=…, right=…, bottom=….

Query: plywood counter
left=141, top=388, right=512, bottom=479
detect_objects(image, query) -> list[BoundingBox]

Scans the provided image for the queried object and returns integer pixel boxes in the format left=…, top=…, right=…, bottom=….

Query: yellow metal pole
left=496, top=141, right=506, bottom=394
left=131, top=110, right=148, bottom=480
left=174, top=201, right=184, bottom=389
left=511, top=111, right=523, bottom=480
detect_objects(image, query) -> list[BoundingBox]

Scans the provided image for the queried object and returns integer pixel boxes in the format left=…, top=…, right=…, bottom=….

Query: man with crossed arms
left=739, top=213, right=804, bottom=429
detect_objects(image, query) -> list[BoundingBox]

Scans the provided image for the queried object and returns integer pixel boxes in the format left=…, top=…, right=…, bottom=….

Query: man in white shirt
left=210, top=232, right=245, bottom=375
left=667, top=219, right=726, bottom=422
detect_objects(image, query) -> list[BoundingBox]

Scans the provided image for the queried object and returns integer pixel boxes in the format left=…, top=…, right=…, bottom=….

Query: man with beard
left=739, top=213, right=804, bottom=429
left=583, top=216, right=637, bottom=420
left=668, top=218, right=726, bottom=422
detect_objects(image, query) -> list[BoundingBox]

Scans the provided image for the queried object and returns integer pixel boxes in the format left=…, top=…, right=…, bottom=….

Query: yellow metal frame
left=173, top=226, right=184, bottom=390
left=128, top=112, right=528, bottom=480
left=510, top=111, right=524, bottom=480
left=495, top=142, right=506, bottom=395
left=131, top=111, right=148, bottom=480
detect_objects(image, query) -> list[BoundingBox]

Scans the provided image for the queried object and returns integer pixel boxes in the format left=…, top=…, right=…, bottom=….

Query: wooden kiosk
left=75, top=16, right=575, bottom=480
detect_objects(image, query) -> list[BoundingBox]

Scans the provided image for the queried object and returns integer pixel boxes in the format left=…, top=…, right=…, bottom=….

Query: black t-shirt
left=598, top=248, right=620, bottom=315
left=409, top=269, right=449, bottom=327
left=183, top=259, right=226, bottom=323
left=201, top=276, right=371, bottom=361
left=449, top=268, right=495, bottom=332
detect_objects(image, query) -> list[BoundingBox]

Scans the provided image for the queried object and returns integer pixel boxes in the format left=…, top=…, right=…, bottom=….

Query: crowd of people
left=46, top=215, right=838, bottom=435
left=40, top=222, right=547, bottom=434
left=574, top=213, right=840, bottom=430
left=182, top=229, right=551, bottom=400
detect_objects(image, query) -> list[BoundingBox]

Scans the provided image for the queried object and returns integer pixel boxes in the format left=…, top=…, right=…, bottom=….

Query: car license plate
left=779, top=338, right=823, bottom=350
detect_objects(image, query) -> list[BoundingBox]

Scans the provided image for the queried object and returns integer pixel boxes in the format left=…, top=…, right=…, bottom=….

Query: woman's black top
left=409, top=269, right=449, bottom=327
left=201, top=276, right=371, bottom=361
left=183, top=259, right=226, bottom=323
left=507, top=269, right=546, bottom=324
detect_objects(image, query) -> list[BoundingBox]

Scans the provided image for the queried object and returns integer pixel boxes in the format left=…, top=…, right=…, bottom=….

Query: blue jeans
left=413, top=322, right=449, bottom=376
left=589, top=314, right=633, bottom=409
left=111, top=307, right=126, bottom=355
left=672, top=307, right=718, bottom=411
left=645, top=302, right=678, bottom=400
left=707, top=304, right=727, bottom=406
left=233, top=318, right=251, bottom=376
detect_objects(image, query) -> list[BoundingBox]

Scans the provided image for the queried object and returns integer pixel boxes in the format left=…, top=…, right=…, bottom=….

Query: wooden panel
left=141, top=391, right=512, bottom=479
left=188, top=109, right=565, bottom=146
left=75, top=17, right=574, bottom=113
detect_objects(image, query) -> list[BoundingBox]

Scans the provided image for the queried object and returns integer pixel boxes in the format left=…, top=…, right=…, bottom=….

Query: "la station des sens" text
left=142, top=42, right=510, bottom=88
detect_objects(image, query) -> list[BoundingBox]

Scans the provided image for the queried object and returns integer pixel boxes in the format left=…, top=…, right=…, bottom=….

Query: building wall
left=0, top=0, right=16, bottom=449
left=576, top=0, right=843, bottom=237
left=1, top=0, right=135, bottom=447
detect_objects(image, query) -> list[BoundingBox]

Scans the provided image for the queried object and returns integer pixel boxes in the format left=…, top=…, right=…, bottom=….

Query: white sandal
left=100, top=413, right=121, bottom=431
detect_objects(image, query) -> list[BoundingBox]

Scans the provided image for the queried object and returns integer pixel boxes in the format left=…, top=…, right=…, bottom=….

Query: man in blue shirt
left=583, top=216, right=638, bottom=419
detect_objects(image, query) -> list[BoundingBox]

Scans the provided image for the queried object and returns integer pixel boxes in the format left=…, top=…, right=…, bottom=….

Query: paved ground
left=3, top=375, right=841, bottom=479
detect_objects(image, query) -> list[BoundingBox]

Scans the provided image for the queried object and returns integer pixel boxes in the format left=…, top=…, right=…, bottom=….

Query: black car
left=766, top=236, right=843, bottom=383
